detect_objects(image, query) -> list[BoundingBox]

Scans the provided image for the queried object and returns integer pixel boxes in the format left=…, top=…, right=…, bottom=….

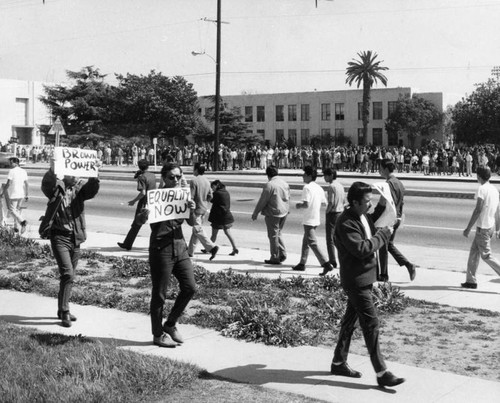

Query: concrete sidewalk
left=1, top=227, right=499, bottom=402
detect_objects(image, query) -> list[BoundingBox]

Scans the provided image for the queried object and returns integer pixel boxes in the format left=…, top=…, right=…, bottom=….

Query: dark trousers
left=265, top=215, right=287, bottom=262
left=122, top=200, right=145, bottom=249
left=51, top=233, right=80, bottom=313
left=149, top=244, right=196, bottom=337
left=333, top=284, right=386, bottom=373
left=325, top=212, right=341, bottom=265
left=378, top=224, right=409, bottom=279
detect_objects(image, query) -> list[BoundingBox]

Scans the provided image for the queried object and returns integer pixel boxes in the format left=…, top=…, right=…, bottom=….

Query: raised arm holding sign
left=53, top=147, right=99, bottom=178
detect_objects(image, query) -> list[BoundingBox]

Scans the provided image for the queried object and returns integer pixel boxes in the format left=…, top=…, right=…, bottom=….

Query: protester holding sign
left=41, top=167, right=100, bottom=328
left=148, top=162, right=197, bottom=348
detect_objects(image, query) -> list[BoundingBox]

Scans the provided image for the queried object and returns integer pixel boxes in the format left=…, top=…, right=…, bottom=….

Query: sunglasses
left=164, top=174, right=182, bottom=181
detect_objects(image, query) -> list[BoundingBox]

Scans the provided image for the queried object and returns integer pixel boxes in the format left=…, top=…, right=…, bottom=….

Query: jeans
left=149, top=243, right=196, bottom=337
left=466, top=227, right=500, bottom=283
left=325, top=212, right=341, bottom=265
left=333, top=285, right=387, bottom=373
left=188, top=213, right=215, bottom=255
left=51, top=233, right=80, bottom=313
left=265, top=215, right=287, bottom=262
left=299, top=225, right=328, bottom=266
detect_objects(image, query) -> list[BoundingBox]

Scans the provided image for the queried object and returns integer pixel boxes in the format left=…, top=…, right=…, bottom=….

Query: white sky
left=0, top=0, right=499, bottom=107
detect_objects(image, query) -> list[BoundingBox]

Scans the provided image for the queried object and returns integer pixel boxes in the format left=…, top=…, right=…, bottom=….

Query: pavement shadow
left=0, top=314, right=60, bottom=327
left=211, top=364, right=396, bottom=394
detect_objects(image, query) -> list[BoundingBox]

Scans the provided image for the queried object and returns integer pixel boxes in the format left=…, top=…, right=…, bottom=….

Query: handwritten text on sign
left=146, top=187, right=191, bottom=224
left=54, top=147, right=99, bottom=178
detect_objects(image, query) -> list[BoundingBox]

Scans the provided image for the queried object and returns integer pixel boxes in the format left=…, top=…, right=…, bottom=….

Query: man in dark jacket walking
left=330, top=181, right=405, bottom=388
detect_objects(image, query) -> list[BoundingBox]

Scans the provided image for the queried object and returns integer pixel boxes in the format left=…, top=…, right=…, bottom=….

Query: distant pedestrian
left=208, top=180, right=238, bottom=255
left=4, top=157, right=28, bottom=233
left=41, top=168, right=100, bottom=328
left=331, top=181, right=405, bottom=388
left=293, top=166, right=334, bottom=275
left=462, top=166, right=500, bottom=289
left=117, top=159, right=156, bottom=251
left=377, top=159, right=416, bottom=281
left=149, top=162, right=196, bottom=348
left=187, top=163, right=219, bottom=260
left=252, top=165, right=290, bottom=264
left=323, top=168, right=345, bottom=274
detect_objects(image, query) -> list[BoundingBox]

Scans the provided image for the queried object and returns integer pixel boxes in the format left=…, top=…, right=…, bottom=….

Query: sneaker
left=461, top=282, right=477, bottom=289
left=153, top=332, right=177, bottom=348
left=164, top=325, right=184, bottom=343
left=292, top=263, right=305, bottom=271
left=330, top=362, right=362, bottom=378
left=377, top=371, right=405, bottom=387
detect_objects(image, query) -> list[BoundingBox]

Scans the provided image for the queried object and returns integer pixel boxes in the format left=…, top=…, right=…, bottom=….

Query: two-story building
left=0, top=79, right=51, bottom=147
left=197, top=87, right=443, bottom=148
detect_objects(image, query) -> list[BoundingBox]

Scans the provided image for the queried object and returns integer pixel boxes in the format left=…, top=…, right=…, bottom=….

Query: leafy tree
left=346, top=51, right=388, bottom=145
left=39, top=66, right=112, bottom=137
left=451, top=79, right=500, bottom=145
left=385, top=95, right=443, bottom=148
left=113, top=71, right=199, bottom=141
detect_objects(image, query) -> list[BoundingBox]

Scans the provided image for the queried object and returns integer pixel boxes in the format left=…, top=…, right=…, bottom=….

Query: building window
left=245, top=106, right=253, bottom=122
left=321, top=128, right=331, bottom=143
left=388, top=130, right=398, bottom=146
left=257, top=106, right=265, bottom=122
left=276, top=105, right=284, bottom=122
left=373, top=102, right=383, bottom=120
left=358, top=128, right=365, bottom=145
left=388, top=101, right=397, bottom=116
left=372, top=128, right=383, bottom=145
left=288, top=105, right=297, bottom=121
left=357, top=102, right=363, bottom=120
left=257, top=129, right=265, bottom=140
left=335, top=128, right=345, bottom=144
left=335, top=103, right=345, bottom=120
left=288, top=129, right=297, bottom=145
left=301, top=129, right=310, bottom=145
left=276, top=129, right=285, bottom=143
left=321, top=103, right=331, bottom=121
left=301, top=104, right=310, bottom=121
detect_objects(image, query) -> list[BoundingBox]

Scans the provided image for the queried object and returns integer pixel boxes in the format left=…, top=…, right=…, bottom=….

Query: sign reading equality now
left=146, top=187, right=191, bottom=224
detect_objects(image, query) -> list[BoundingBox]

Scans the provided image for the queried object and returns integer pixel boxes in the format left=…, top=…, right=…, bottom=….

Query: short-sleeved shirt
left=137, top=171, right=156, bottom=194
left=301, top=181, right=327, bottom=226
left=7, top=166, right=28, bottom=199
left=326, top=180, right=345, bottom=214
left=476, top=182, right=499, bottom=229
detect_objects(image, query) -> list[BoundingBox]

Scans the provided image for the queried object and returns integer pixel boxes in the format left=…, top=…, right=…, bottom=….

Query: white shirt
left=476, top=182, right=499, bottom=229
left=301, top=181, right=326, bottom=226
left=7, top=166, right=28, bottom=199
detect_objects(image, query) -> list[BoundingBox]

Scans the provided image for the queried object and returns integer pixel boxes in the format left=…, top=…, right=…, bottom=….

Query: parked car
left=0, top=152, right=27, bottom=168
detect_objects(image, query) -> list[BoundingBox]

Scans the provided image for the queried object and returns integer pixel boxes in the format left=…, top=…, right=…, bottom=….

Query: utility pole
left=213, top=0, right=221, bottom=172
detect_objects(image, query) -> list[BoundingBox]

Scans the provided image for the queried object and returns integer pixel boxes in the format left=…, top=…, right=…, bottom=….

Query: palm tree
left=346, top=51, right=388, bottom=145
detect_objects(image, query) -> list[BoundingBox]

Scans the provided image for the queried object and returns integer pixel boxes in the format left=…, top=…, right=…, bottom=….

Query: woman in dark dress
left=208, top=180, right=238, bottom=255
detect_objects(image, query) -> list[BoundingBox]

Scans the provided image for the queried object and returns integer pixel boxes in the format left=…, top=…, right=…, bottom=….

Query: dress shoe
left=406, top=263, right=416, bottom=281
left=200, top=249, right=208, bottom=254
left=461, top=282, right=477, bottom=289
left=61, top=312, right=72, bottom=328
left=329, top=261, right=338, bottom=269
left=229, top=249, right=239, bottom=256
left=209, top=246, right=219, bottom=260
left=153, top=333, right=177, bottom=348
left=279, top=256, right=287, bottom=263
left=292, top=263, right=305, bottom=271
left=377, top=371, right=405, bottom=387
left=264, top=259, right=281, bottom=265
left=117, top=242, right=131, bottom=251
left=164, top=325, right=184, bottom=343
left=330, top=362, right=362, bottom=378
left=320, top=262, right=334, bottom=276
left=57, top=310, right=77, bottom=322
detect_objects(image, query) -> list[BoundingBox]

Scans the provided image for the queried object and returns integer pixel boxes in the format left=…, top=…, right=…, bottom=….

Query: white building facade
left=198, top=87, right=443, bottom=148
left=0, top=79, right=51, bottom=147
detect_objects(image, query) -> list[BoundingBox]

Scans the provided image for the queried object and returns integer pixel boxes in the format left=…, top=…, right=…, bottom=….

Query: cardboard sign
left=54, top=147, right=99, bottom=178
left=372, top=182, right=398, bottom=228
left=146, top=187, right=191, bottom=224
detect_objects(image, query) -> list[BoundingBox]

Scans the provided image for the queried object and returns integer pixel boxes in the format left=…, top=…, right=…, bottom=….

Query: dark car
left=0, top=152, right=27, bottom=168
